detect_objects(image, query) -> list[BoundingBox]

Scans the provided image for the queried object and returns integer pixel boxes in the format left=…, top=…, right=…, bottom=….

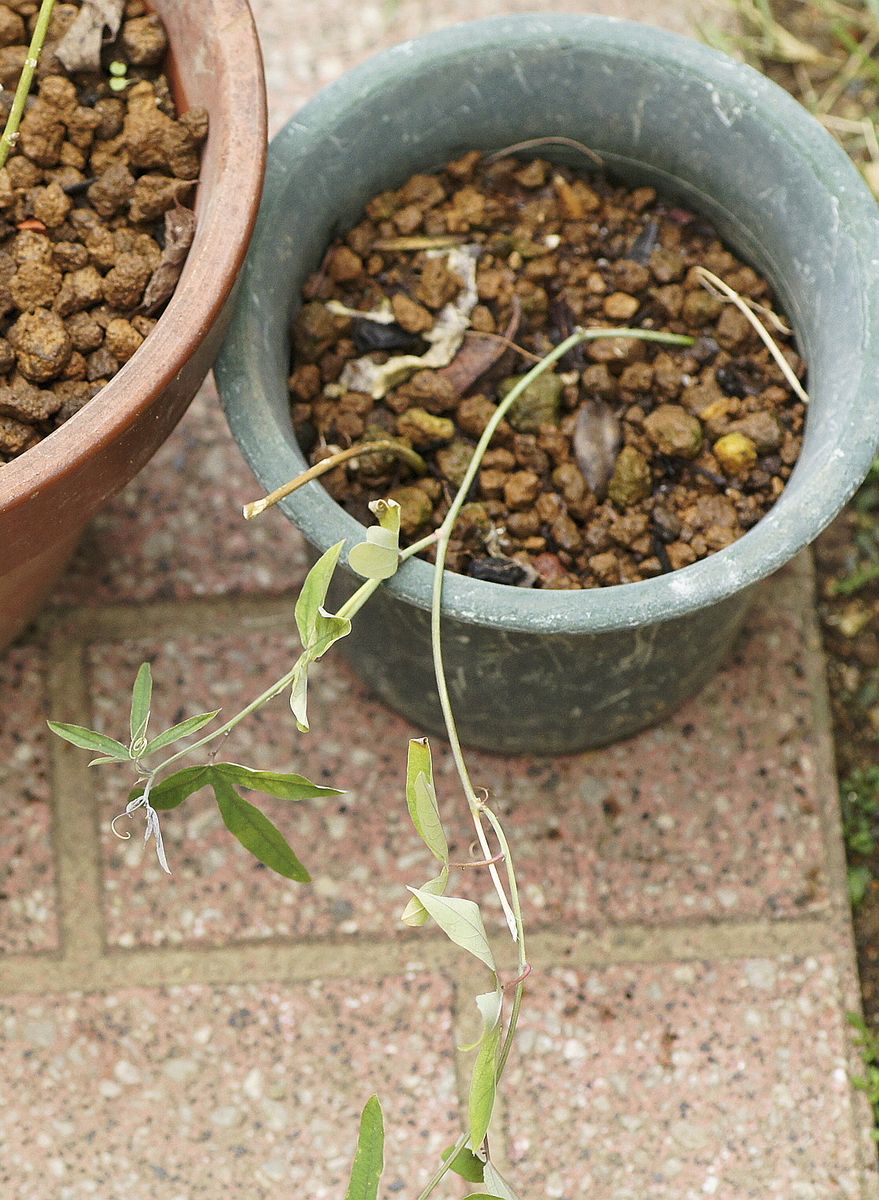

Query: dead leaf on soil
left=141, top=204, right=196, bottom=314
left=55, top=0, right=126, bottom=73
left=573, top=398, right=622, bottom=499
left=438, top=295, right=522, bottom=395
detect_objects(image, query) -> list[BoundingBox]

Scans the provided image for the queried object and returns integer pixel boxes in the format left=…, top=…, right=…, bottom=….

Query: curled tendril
left=110, top=777, right=171, bottom=874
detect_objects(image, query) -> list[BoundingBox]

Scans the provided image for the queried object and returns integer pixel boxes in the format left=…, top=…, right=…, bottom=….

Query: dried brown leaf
left=55, top=0, right=126, bottom=73
left=141, top=204, right=197, bottom=314
left=438, top=296, right=521, bottom=395
left=573, top=399, right=622, bottom=499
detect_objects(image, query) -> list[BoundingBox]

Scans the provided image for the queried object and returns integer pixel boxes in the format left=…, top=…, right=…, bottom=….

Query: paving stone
left=88, top=563, right=827, bottom=948
left=255, top=0, right=733, bottom=135
left=0, top=646, right=58, bottom=953
left=54, top=380, right=308, bottom=606
left=504, top=956, right=866, bottom=1199
left=0, top=974, right=458, bottom=1199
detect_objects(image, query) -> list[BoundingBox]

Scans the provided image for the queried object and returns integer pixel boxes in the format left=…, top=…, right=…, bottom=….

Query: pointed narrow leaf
left=295, top=540, right=345, bottom=648
left=441, top=1145, right=485, bottom=1184
left=401, top=867, right=448, bottom=927
left=129, top=662, right=152, bottom=743
left=482, top=1163, right=521, bottom=1199
left=408, top=889, right=496, bottom=971
left=129, top=765, right=212, bottom=811
left=88, top=755, right=126, bottom=766
left=212, top=774, right=310, bottom=881
left=344, top=1095, right=384, bottom=1200
left=143, top=710, right=220, bottom=755
left=406, top=738, right=431, bottom=809
left=289, top=612, right=351, bottom=733
left=47, top=721, right=130, bottom=760
left=213, top=763, right=343, bottom=802
left=469, top=1023, right=501, bottom=1152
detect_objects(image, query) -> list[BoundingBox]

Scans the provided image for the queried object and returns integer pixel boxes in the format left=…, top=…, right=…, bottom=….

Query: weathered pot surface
left=0, top=0, right=267, bottom=650
left=217, top=14, right=879, bottom=754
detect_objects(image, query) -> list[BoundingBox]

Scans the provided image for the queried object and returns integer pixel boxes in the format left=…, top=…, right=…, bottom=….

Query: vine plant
left=49, top=323, right=693, bottom=1197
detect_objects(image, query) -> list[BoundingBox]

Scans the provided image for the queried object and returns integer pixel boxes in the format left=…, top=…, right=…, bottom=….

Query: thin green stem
left=0, top=0, right=56, bottom=170
left=414, top=1130, right=469, bottom=1200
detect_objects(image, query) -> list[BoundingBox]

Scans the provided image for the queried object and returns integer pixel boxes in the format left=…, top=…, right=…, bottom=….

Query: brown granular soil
left=0, top=0, right=205, bottom=465
left=291, top=150, right=806, bottom=590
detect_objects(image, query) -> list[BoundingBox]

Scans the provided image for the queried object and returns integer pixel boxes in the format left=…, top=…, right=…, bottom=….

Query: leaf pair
left=291, top=541, right=352, bottom=732
left=48, top=661, right=219, bottom=764
left=131, top=762, right=341, bottom=881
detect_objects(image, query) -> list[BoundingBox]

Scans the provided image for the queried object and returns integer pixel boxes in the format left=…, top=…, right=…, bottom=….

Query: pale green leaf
left=459, top=988, right=503, bottom=1053
left=143, top=710, right=220, bottom=755
left=482, top=1162, right=521, bottom=1199
left=288, top=612, right=351, bottom=733
left=212, top=774, right=310, bottom=882
left=214, top=763, right=343, bottom=803
left=290, top=659, right=310, bottom=733
left=413, top=773, right=448, bottom=864
left=129, top=662, right=152, bottom=744
left=405, top=739, right=448, bottom=864
left=369, top=497, right=401, bottom=535
left=295, top=540, right=345, bottom=649
left=344, top=1095, right=384, bottom=1200
left=469, top=1023, right=501, bottom=1152
left=348, top=536, right=398, bottom=580
left=401, top=867, right=448, bottom=927
left=129, top=765, right=212, bottom=811
left=441, top=1145, right=485, bottom=1184
left=407, top=889, right=496, bottom=971
left=47, top=721, right=130, bottom=761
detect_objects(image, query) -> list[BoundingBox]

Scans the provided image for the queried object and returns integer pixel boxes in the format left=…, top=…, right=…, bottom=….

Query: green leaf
left=212, top=774, right=310, bottom=881
left=348, top=535, right=399, bottom=580
left=129, top=662, right=152, bottom=744
left=213, top=763, right=342, bottom=803
left=408, top=889, right=496, bottom=971
left=370, top=497, right=401, bottom=536
left=344, top=1094, right=384, bottom=1200
left=459, top=988, right=503, bottom=1052
left=441, top=1145, right=485, bottom=1184
left=482, top=1162, right=521, bottom=1199
left=295, top=540, right=345, bottom=649
left=849, top=865, right=873, bottom=909
left=405, top=739, right=448, bottom=864
left=469, top=1023, right=501, bottom=1153
left=290, top=611, right=352, bottom=733
left=47, top=721, right=131, bottom=761
left=143, top=710, right=221, bottom=755
left=130, top=765, right=212, bottom=811
left=401, top=867, right=448, bottom=927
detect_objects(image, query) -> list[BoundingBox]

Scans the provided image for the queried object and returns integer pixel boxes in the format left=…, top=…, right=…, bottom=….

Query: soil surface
left=0, top=0, right=205, bottom=465
left=292, top=151, right=806, bottom=590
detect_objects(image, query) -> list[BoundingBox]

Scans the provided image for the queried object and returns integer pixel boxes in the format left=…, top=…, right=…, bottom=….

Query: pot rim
left=218, top=13, right=879, bottom=635
left=0, top=0, right=267, bottom=519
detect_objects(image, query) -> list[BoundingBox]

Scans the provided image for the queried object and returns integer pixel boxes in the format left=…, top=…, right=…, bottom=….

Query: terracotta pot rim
left=0, top=0, right=267, bottom=514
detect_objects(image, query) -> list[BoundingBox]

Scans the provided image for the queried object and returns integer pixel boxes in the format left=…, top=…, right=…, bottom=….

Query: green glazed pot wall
left=217, top=15, right=879, bottom=753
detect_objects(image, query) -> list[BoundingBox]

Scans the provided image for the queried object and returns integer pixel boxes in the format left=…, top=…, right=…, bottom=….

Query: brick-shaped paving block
left=505, top=957, right=869, bottom=1199
left=0, top=646, right=58, bottom=954
left=0, top=974, right=458, bottom=1199
left=87, top=563, right=827, bottom=948
left=54, top=382, right=308, bottom=607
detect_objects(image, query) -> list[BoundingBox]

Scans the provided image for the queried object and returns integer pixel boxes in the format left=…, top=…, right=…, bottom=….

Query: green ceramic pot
left=216, top=14, right=879, bottom=753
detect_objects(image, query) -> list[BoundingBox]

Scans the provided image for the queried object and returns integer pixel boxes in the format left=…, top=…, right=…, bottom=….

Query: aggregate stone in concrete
left=0, top=974, right=458, bottom=1199
left=505, top=957, right=865, bottom=1200
left=0, top=646, right=58, bottom=954
left=88, top=565, right=827, bottom=949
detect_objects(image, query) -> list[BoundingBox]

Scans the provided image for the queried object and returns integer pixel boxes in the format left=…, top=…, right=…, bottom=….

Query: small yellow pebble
left=713, top=432, right=757, bottom=476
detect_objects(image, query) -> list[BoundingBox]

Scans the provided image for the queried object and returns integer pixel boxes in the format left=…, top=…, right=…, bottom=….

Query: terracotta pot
left=0, top=0, right=267, bottom=649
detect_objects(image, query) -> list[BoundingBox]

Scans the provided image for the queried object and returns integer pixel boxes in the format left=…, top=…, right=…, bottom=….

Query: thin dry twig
left=695, top=266, right=809, bottom=403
